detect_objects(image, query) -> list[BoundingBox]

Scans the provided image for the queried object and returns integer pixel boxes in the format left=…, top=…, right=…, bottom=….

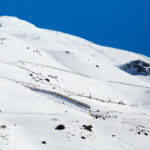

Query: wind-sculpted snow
left=0, top=16, right=150, bottom=150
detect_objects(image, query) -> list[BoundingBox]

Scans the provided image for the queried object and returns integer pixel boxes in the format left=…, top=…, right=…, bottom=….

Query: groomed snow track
left=24, top=85, right=91, bottom=109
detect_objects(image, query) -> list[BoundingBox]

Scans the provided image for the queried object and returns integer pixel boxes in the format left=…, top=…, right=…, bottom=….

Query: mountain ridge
left=0, top=16, right=150, bottom=150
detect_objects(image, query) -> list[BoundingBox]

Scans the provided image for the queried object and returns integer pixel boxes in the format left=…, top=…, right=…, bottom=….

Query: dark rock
left=41, top=141, right=46, bottom=144
left=118, top=100, right=125, bottom=105
left=137, top=131, right=141, bottom=134
left=45, top=78, right=50, bottom=82
left=65, top=51, right=71, bottom=54
left=120, top=60, right=150, bottom=76
left=55, top=124, right=65, bottom=130
left=143, top=62, right=150, bottom=67
left=144, top=132, right=148, bottom=136
left=137, top=66, right=146, bottom=73
left=134, top=60, right=141, bottom=64
left=102, top=116, right=106, bottom=120
left=0, top=125, right=6, bottom=129
left=96, top=65, right=99, bottom=68
left=112, top=135, right=116, bottom=137
left=126, top=64, right=131, bottom=69
left=82, top=125, right=93, bottom=132
left=133, top=64, right=138, bottom=68
left=81, top=136, right=86, bottom=139
left=29, top=74, right=33, bottom=76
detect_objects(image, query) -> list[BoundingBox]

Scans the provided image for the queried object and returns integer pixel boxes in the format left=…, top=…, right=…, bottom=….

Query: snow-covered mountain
left=0, top=16, right=150, bottom=150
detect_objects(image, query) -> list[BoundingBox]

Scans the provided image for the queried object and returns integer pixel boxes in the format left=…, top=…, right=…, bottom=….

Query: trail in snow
left=24, top=84, right=91, bottom=109
left=18, top=61, right=150, bottom=89
left=109, top=80, right=150, bottom=89
left=18, top=60, right=89, bottom=78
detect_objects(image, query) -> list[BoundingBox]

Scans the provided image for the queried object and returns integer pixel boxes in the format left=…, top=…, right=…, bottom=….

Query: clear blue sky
left=0, top=0, right=150, bottom=56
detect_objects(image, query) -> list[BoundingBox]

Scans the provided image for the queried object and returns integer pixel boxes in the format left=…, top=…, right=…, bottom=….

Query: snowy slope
left=0, top=16, right=150, bottom=150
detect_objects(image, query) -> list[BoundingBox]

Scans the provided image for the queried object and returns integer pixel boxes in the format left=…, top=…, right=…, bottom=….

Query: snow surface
left=0, top=16, right=150, bottom=150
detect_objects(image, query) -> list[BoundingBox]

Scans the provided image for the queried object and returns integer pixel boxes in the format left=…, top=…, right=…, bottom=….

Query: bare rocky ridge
left=120, top=60, right=150, bottom=75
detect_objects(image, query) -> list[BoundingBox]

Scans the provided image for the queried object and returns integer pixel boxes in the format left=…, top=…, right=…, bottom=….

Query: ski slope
left=0, top=16, right=150, bottom=150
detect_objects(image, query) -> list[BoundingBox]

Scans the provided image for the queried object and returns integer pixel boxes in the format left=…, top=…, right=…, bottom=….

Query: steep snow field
left=0, top=16, right=150, bottom=150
